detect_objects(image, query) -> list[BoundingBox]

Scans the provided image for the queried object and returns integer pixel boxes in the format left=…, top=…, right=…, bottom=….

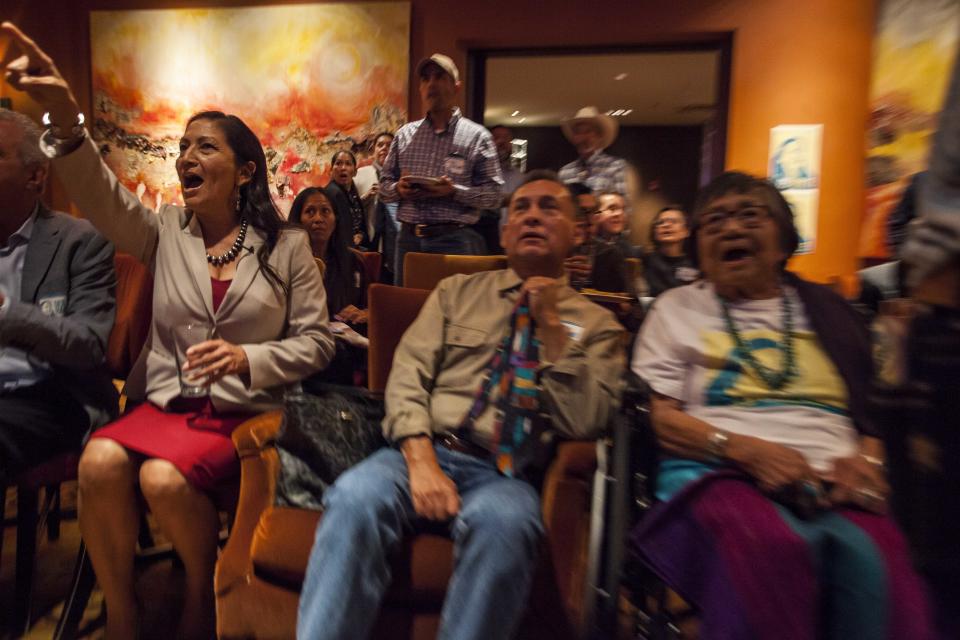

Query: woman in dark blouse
left=642, top=205, right=699, bottom=296
left=326, top=150, right=370, bottom=249
left=289, top=186, right=367, bottom=323
left=289, top=186, right=368, bottom=385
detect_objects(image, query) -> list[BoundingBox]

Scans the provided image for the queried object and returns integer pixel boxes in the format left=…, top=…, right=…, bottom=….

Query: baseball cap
left=415, top=53, right=460, bottom=83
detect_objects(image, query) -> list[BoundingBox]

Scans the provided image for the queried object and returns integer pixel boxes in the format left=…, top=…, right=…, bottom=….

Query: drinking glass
left=173, top=322, right=213, bottom=398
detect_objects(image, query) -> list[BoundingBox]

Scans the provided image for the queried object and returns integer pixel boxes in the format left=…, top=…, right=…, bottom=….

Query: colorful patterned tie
left=456, top=291, right=541, bottom=476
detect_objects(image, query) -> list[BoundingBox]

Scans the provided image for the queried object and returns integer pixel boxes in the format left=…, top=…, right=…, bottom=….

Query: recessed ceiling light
left=518, top=117, right=526, bottom=124
left=511, top=110, right=520, bottom=117
left=611, top=109, right=623, bottom=116
left=614, top=73, right=628, bottom=81
left=605, top=110, right=614, bottom=116
left=622, top=109, right=633, bottom=115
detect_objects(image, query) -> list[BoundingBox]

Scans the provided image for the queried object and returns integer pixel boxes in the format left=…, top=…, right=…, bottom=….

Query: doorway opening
left=468, top=40, right=731, bottom=245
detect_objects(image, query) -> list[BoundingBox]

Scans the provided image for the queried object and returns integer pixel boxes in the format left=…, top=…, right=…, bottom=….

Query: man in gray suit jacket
left=0, top=108, right=116, bottom=485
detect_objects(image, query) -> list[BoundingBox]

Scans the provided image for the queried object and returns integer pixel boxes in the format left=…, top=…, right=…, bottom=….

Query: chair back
left=366, top=284, right=431, bottom=393
left=350, top=249, right=382, bottom=286
left=106, top=253, right=153, bottom=379
left=403, top=252, right=507, bottom=290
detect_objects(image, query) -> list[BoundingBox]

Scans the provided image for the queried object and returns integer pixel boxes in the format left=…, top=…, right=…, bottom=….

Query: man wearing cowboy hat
left=379, top=53, right=503, bottom=285
left=558, top=106, right=629, bottom=199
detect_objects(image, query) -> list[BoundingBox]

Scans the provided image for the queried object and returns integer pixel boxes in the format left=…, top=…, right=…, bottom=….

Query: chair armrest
left=232, top=409, right=283, bottom=457
left=540, top=440, right=597, bottom=624
left=215, top=411, right=283, bottom=597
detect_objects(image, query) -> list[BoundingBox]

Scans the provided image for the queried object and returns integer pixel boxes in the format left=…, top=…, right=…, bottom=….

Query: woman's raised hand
left=1, top=22, right=81, bottom=126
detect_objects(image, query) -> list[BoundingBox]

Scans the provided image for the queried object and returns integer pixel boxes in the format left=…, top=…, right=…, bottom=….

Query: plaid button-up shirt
left=379, top=108, right=503, bottom=225
left=558, top=150, right=628, bottom=196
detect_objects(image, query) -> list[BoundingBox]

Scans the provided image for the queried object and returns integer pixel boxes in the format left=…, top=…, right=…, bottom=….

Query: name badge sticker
left=561, top=320, right=584, bottom=342
left=443, top=154, right=466, bottom=177
left=38, top=294, right=67, bottom=317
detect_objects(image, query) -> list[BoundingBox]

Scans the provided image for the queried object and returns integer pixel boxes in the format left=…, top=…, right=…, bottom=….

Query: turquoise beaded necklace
left=718, top=289, right=798, bottom=390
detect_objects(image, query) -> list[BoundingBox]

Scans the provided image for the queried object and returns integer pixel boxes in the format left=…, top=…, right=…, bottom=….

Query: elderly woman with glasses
left=630, top=172, right=933, bottom=639
left=641, top=204, right=698, bottom=296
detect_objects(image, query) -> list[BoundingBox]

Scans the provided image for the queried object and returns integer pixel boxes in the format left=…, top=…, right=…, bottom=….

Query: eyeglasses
left=698, top=205, right=771, bottom=234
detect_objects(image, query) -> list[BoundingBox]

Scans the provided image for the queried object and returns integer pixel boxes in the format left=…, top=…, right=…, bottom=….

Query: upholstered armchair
left=402, top=252, right=507, bottom=290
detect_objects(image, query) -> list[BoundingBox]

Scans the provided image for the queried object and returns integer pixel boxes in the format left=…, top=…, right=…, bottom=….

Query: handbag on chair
left=274, top=385, right=386, bottom=510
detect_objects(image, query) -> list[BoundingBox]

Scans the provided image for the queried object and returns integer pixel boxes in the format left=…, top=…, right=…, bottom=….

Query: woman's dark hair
left=186, top=110, right=289, bottom=293
left=373, top=131, right=395, bottom=147
left=331, top=149, right=357, bottom=168
left=686, top=171, right=799, bottom=270
left=288, top=185, right=354, bottom=315
left=649, top=204, right=690, bottom=250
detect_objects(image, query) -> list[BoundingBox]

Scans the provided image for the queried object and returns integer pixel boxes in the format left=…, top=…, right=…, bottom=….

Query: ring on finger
left=857, top=487, right=884, bottom=503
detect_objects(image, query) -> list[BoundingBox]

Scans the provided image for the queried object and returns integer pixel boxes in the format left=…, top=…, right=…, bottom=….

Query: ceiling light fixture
left=614, top=73, right=628, bottom=81
left=605, top=110, right=614, bottom=116
left=518, top=117, right=526, bottom=124
left=622, top=109, right=633, bottom=115
left=511, top=110, right=520, bottom=117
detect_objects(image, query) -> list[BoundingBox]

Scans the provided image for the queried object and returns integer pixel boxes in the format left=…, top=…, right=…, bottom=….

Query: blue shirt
left=0, top=207, right=50, bottom=389
left=379, top=108, right=503, bottom=225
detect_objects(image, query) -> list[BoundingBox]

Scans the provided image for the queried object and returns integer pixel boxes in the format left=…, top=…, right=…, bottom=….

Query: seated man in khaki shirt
left=297, top=170, right=625, bottom=640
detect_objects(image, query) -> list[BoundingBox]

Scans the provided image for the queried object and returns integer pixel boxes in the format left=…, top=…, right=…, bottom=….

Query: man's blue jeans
left=394, top=225, right=487, bottom=286
left=296, top=446, right=544, bottom=640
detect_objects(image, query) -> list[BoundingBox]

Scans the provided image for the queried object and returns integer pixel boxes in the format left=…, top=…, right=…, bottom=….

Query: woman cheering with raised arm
left=3, top=23, right=334, bottom=639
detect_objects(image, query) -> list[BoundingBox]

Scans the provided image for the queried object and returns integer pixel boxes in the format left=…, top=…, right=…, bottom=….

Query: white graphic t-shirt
left=632, top=281, right=858, bottom=473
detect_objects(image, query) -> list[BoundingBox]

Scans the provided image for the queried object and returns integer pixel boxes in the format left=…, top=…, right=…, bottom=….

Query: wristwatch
left=706, top=429, right=730, bottom=462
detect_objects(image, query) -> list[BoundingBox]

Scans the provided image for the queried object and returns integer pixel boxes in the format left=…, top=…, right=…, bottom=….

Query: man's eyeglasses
left=698, top=205, right=771, bottom=234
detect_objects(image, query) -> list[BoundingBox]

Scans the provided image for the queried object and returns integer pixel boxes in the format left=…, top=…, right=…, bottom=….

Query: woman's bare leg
left=139, top=459, right=220, bottom=640
left=78, top=439, right=141, bottom=639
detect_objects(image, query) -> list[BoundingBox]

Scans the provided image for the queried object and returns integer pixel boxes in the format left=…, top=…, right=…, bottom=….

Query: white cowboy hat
left=561, top=106, right=619, bottom=149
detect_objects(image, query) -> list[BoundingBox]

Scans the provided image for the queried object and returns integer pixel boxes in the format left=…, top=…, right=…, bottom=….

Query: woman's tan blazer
left=52, top=136, right=335, bottom=413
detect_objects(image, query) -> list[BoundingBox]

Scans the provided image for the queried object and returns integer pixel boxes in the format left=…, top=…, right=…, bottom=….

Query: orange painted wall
left=2, top=0, right=876, bottom=282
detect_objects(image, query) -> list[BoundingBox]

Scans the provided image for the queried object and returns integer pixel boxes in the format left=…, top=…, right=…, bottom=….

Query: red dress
left=91, top=278, right=255, bottom=491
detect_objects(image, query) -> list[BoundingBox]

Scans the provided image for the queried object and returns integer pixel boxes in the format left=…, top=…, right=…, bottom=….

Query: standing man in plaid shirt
left=379, top=53, right=503, bottom=285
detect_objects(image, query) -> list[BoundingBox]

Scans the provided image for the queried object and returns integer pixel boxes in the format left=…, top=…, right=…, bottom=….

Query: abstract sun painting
left=90, top=3, right=410, bottom=213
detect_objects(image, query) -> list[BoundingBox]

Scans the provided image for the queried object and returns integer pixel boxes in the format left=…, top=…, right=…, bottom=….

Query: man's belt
left=435, top=431, right=491, bottom=460
left=401, top=222, right=466, bottom=238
